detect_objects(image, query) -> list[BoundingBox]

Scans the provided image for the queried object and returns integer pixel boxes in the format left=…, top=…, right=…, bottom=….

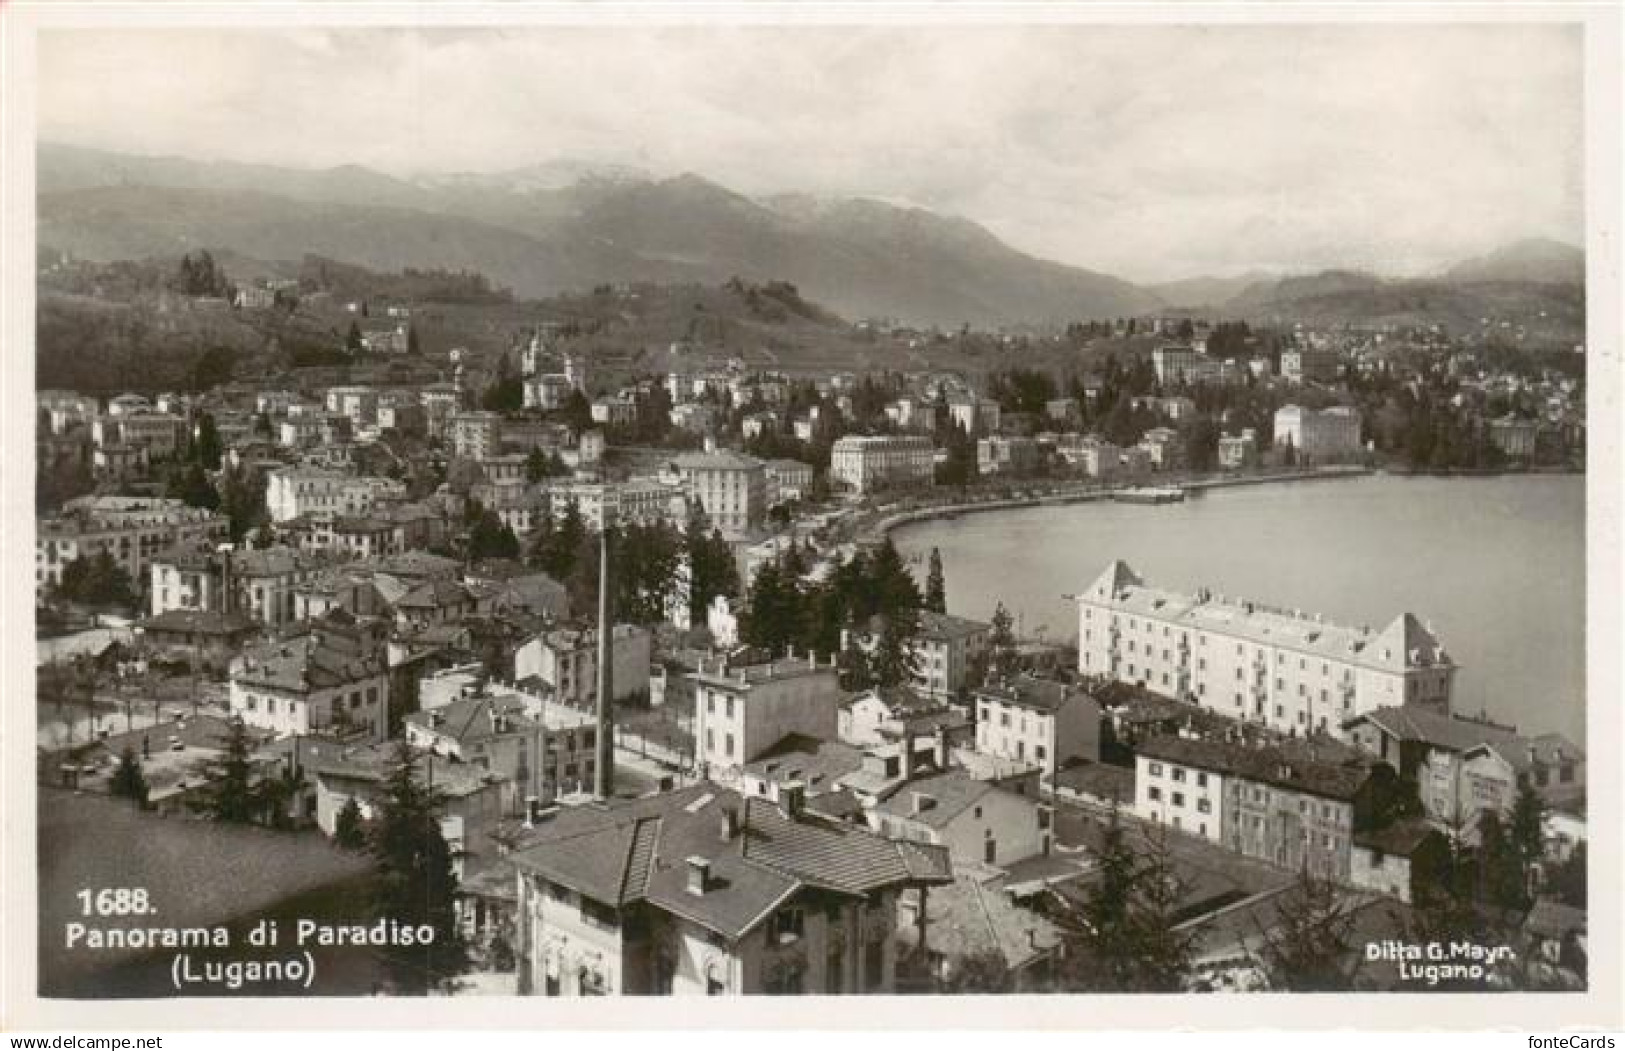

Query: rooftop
left=1138, top=733, right=1380, bottom=802
left=509, top=784, right=950, bottom=940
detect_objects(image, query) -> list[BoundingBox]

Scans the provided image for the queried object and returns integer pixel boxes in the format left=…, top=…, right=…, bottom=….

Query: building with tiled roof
left=228, top=630, right=390, bottom=742
left=1342, top=705, right=1524, bottom=826
left=670, top=444, right=766, bottom=539
left=690, top=653, right=841, bottom=776
left=971, top=676, right=1101, bottom=777
left=893, top=874, right=1064, bottom=990
left=1459, top=734, right=1585, bottom=832
left=1076, top=561, right=1457, bottom=738
left=509, top=783, right=950, bottom=996
left=870, top=768, right=1053, bottom=869
left=403, top=684, right=599, bottom=806
left=1134, top=732, right=1402, bottom=880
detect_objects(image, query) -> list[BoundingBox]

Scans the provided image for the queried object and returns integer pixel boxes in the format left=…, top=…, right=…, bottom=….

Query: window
left=1172, top=792, right=1185, bottom=807
left=725, top=733, right=735, bottom=759
left=1198, top=798, right=1211, bottom=814
left=1171, top=767, right=1186, bottom=783
left=769, top=907, right=805, bottom=945
left=1148, top=786, right=1162, bottom=801
left=1196, top=772, right=1208, bottom=788
left=1148, top=762, right=1163, bottom=776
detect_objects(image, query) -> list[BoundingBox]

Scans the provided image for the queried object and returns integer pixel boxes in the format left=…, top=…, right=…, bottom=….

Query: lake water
left=895, top=474, right=1586, bottom=742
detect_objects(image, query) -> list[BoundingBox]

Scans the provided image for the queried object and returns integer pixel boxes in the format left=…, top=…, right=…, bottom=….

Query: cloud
left=38, top=23, right=1583, bottom=282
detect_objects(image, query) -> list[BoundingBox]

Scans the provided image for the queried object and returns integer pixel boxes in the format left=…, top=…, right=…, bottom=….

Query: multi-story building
left=324, top=386, right=380, bottom=427
left=92, top=412, right=186, bottom=460
left=229, top=629, right=390, bottom=742
left=911, top=610, right=990, bottom=699
left=403, top=684, right=599, bottom=806
left=511, top=784, right=951, bottom=996
left=1273, top=405, right=1363, bottom=464
left=870, top=769, right=1053, bottom=868
left=672, top=447, right=767, bottom=539
left=1342, top=705, right=1525, bottom=827
left=1075, top=561, right=1457, bottom=736
left=976, top=436, right=1043, bottom=477
left=1136, top=734, right=1400, bottom=881
left=764, top=459, right=814, bottom=505
left=829, top=435, right=935, bottom=494
left=1217, top=429, right=1258, bottom=470
left=1459, top=735, right=1585, bottom=831
left=691, top=653, right=841, bottom=777
left=1281, top=349, right=1342, bottom=385
left=149, top=543, right=328, bottom=626
left=265, top=468, right=406, bottom=523
left=590, top=396, right=638, bottom=428
left=946, top=397, right=1000, bottom=435
left=971, top=676, right=1101, bottom=777
left=37, top=497, right=228, bottom=602
left=1138, top=427, right=1182, bottom=471
left=452, top=411, right=504, bottom=461
left=513, top=624, right=652, bottom=707
left=1152, top=345, right=1201, bottom=386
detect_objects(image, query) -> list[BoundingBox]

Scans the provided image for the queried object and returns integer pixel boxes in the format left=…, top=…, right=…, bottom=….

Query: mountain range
left=36, top=143, right=1584, bottom=329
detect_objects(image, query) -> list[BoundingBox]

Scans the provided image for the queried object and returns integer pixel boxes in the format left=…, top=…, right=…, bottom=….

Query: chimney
left=901, top=730, right=917, bottom=782
left=720, top=806, right=740, bottom=842
left=779, top=781, right=806, bottom=819
left=685, top=856, right=711, bottom=896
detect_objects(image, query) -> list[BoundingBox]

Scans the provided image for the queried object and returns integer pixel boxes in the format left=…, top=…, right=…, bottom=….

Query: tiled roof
left=975, top=676, right=1088, bottom=714
left=1138, top=733, right=1379, bottom=802
left=1345, top=705, right=1519, bottom=753
left=914, top=609, right=990, bottom=642
left=873, top=770, right=998, bottom=830
left=511, top=783, right=950, bottom=940
left=143, top=609, right=259, bottom=637
left=403, top=693, right=538, bottom=744
left=232, top=632, right=384, bottom=692
left=1354, top=817, right=1441, bottom=857
left=1079, top=561, right=1454, bottom=674
left=1468, top=733, right=1584, bottom=774
left=672, top=449, right=764, bottom=472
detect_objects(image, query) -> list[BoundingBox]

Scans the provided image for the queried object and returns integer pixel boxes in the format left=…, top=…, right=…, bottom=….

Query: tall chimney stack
left=594, top=526, right=615, bottom=799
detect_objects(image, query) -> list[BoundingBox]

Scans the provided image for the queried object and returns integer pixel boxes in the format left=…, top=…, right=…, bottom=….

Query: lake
left=895, top=473, right=1586, bottom=742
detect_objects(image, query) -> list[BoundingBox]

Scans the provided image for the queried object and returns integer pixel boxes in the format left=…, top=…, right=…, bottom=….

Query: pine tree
left=202, top=718, right=260, bottom=825
left=109, top=746, right=149, bottom=806
left=837, top=632, right=875, bottom=692
left=1254, top=867, right=1359, bottom=991
left=334, top=797, right=367, bottom=850
left=869, top=614, right=922, bottom=689
left=367, top=741, right=469, bottom=992
left=1508, top=783, right=1547, bottom=891
left=988, top=602, right=1018, bottom=682
left=924, top=547, right=947, bottom=614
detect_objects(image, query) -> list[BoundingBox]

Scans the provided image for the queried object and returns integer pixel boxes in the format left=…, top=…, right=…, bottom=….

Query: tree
left=168, top=461, right=221, bottom=511
left=987, top=602, right=1019, bottom=682
left=367, top=741, right=469, bottom=992
left=109, top=746, right=149, bottom=806
left=1254, top=867, right=1359, bottom=991
left=1508, top=784, right=1547, bottom=892
left=924, top=547, right=947, bottom=614
left=202, top=717, right=261, bottom=825
left=869, top=614, right=922, bottom=689
left=346, top=320, right=364, bottom=354
left=334, top=797, right=368, bottom=851
left=468, top=507, right=521, bottom=562
left=193, top=413, right=223, bottom=471
left=53, top=550, right=138, bottom=610
left=1045, top=807, right=1194, bottom=991
left=524, top=447, right=568, bottom=483
left=837, top=632, right=875, bottom=692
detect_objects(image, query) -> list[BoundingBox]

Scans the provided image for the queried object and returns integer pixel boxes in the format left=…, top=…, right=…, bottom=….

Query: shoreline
left=872, top=465, right=1373, bottom=538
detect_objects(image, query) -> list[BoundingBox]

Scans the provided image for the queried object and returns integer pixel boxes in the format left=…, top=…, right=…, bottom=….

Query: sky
left=37, top=24, right=1585, bottom=284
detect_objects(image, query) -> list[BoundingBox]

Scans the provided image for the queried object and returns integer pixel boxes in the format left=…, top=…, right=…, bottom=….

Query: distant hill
left=37, top=143, right=1157, bottom=328
left=1147, top=271, right=1275, bottom=311
left=1444, top=237, right=1584, bottom=285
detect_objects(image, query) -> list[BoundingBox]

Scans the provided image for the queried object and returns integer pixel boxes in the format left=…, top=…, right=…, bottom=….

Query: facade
left=149, top=544, right=327, bottom=626
left=452, top=411, right=504, bottom=461
left=763, top=459, right=814, bottom=505
left=92, top=412, right=186, bottom=460
left=229, top=631, right=390, bottom=742
left=829, top=435, right=935, bottom=494
left=1459, top=736, right=1585, bottom=830
left=1076, top=561, right=1456, bottom=736
left=972, top=676, right=1101, bottom=777
left=513, top=624, right=652, bottom=707
left=691, top=654, right=842, bottom=777
left=265, top=468, right=406, bottom=523
left=511, top=785, right=951, bottom=996
left=1137, top=734, right=1399, bottom=881
left=870, top=770, right=1052, bottom=868
left=1217, top=429, right=1259, bottom=470
left=976, top=436, right=1043, bottom=477
left=1152, top=345, right=1201, bottom=386
left=1341, top=705, right=1525, bottom=827
left=911, top=610, right=990, bottom=699
left=672, top=448, right=767, bottom=539
left=37, top=497, right=228, bottom=602
left=1281, top=349, right=1342, bottom=384
left=1273, top=405, right=1363, bottom=464
left=402, top=686, right=598, bottom=806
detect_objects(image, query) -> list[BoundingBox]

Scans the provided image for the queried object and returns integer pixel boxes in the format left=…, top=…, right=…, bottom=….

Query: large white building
left=1273, top=405, right=1363, bottom=464
left=229, top=629, right=390, bottom=742
left=1075, top=561, right=1457, bottom=737
left=265, top=467, right=406, bottom=523
left=829, top=435, right=935, bottom=494
left=671, top=447, right=767, bottom=539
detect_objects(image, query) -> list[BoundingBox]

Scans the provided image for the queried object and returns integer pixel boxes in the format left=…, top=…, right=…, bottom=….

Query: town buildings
left=671, top=447, right=767, bottom=539
left=1076, top=561, right=1456, bottom=736
left=691, top=653, right=841, bottom=777
left=829, top=435, right=935, bottom=494
left=228, top=629, right=391, bottom=742
left=265, top=467, right=405, bottom=523
left=972, top=676, right=1101, bottom=777
left=1273, top=404, right=1364, bottom=464
left=513, top=624, right=652, bottom=707
left=869, top=769, right=1053, bottom=868
left=509, top=784, right=951, bottom=995
left=37, top=496, right=228, bottom=602
left=911, top=610, right=990, bottom=699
